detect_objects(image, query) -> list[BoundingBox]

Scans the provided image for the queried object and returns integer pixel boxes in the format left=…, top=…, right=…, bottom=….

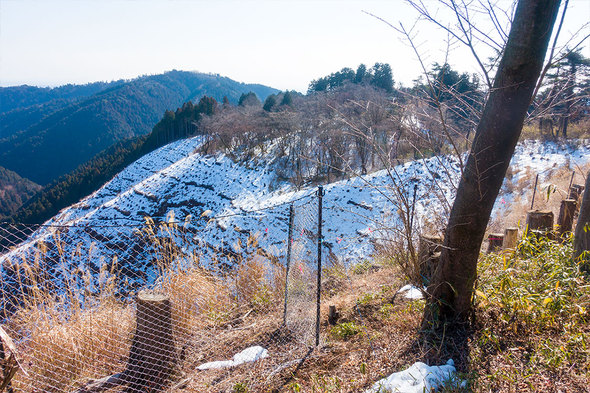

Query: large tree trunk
left=424, top=0, right=561, bottom=327
left=574, top=171, right=590, bottom=272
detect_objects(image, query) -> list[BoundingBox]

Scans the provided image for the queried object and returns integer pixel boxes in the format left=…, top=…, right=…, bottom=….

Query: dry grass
left=4, top=238, right=590, bottom=392
left=3, top=192, right=590, bottom=392
left=520, top=119, right=590, bottom=141
left=4, top=270, right=133, bottom=393
left=487, top=161, right=589, bottom=240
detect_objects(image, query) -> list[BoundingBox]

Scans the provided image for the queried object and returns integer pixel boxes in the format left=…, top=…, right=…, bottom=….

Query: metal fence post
left=283, top=204, right=295, bottom=326
left=315, top=186, right=324, bottom=346
left=530, top=173, right=539, bottom=210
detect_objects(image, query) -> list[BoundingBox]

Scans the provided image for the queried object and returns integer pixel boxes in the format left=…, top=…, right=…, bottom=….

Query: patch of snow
left=397, top=284, right=424, bottom=300
left=196, top=346, right=268, bottom=370
left=365, top=359, right=465, bottom=393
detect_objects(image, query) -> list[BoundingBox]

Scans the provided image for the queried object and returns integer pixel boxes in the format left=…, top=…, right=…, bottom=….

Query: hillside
left=11, top=96, right=217, bottom=226
left=2, top=136, right=587, bottom=290
left=0, top=136, right=588, bottom=393
left=0, top=166, right=42, bottom=219
left=0, top=70, right=278, bottom=185
left=0, top=80, right=123, bottom=114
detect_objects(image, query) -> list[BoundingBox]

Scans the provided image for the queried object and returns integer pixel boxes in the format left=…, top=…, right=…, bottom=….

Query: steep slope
left=11, top=95, right=217, bottom=225
left=0, top=166, right=42, bottom=219
left=2, top=137, right=587, bottom=298
left=0, top=71, right=278, bottom=185
left=11, top=135, right=149, bottom=225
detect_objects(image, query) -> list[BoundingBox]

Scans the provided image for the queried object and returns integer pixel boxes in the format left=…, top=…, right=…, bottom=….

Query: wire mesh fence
left=283, top=193, right=320, bottom=348
left=0, top=190, right=328, bottom=392
left=0, top=178, right=427, bottom=392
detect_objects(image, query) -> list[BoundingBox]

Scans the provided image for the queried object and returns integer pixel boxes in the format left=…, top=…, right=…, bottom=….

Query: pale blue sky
left=1, top=0, right=588, bottom=92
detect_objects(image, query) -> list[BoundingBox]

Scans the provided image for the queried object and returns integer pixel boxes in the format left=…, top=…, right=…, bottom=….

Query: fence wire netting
left=0, top=192, right=330, bottom=393
left=283, top=195, right=320, bottom=348
left=0, top=176, right=427, bottom=393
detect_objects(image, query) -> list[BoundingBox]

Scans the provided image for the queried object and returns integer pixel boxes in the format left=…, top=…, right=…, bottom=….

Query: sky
left=1, top=0, right=589, bottom=93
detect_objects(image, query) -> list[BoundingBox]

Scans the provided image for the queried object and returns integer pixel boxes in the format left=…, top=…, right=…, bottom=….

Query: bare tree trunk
left=424, top=0, right=561, bottom=327
left=574, top=171, right=590, bottom=272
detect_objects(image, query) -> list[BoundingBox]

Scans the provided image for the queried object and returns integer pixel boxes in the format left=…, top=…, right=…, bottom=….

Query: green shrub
left=330, top=322, right=363, bottom=340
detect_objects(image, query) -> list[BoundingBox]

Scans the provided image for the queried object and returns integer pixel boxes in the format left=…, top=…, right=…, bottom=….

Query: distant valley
left=0, top=70, right=277, bottom=186
left=0, top=70, right=278, bottom=217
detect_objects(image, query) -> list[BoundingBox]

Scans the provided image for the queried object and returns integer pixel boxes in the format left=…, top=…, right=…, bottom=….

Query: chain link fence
left=0, top=189, right=333, bottom=392
left=0, top=173, right=433, bottom=393
left=283, top=191, right=321, bottom=348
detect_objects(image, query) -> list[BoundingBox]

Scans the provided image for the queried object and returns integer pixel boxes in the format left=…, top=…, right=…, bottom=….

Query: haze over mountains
left=0, top=70, right=278, bottom=186
left=0, top=70, right=278, bottom=218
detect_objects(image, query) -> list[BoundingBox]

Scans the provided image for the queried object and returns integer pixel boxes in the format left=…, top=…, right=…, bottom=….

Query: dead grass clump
left=489, top=161, right=590, bottom=237
left=160, top=260, right=235, bottom=352
left=7, top=299, right=133, bottom=392
left=520, top=120, right=590, bottom=141
left=234, top=255, right=284, bottom=311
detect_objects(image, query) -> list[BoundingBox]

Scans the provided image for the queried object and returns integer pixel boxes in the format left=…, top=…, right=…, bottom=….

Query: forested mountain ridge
left=0, top=70, right=278, bottom=186
left=11, top=95, right=218, bottom=225
left=0, top=80, right=124, bottom=114
left=0, top=166, right=42, bottom=219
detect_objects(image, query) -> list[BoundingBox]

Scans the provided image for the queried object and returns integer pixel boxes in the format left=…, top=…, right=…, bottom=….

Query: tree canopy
left=308, top=63, right=395, bottom=93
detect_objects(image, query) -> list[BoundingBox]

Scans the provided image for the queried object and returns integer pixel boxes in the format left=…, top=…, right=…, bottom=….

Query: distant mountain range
left=0, top=70, right=278, bottom=187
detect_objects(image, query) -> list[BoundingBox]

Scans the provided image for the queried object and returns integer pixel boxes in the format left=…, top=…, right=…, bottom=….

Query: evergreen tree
left=280, top=91, right=293, bottom=107
left=238, top=92, right=261, bottom=107
left=355, top=64, right=367, bottom=83
left=370, top=63, right=394, bottom=93
left=196, top=96, right=218, bottom=116
left=263, top=94, right=277, bottom=112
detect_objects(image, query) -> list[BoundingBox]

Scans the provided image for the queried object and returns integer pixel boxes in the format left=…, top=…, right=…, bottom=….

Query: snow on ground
left=196, top=346, right=268, bottom=370
left=397, top=284, right=424, bottom=300
left=365, top=359, right=465, bottom=393
left=1, top=137, right=588, bottom=293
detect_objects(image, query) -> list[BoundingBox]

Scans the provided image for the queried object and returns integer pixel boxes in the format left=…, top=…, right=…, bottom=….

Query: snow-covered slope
left=1, top=137, right=588, bottom=295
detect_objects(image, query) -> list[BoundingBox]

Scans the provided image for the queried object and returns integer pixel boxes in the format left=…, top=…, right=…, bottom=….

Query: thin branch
left=532, top=0, right=569, bottom=101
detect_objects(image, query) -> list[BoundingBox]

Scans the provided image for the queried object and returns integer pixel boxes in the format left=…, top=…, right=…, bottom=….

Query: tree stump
left=74, top=291, right=176, bottom=393
left=328, top=305, right=340, bottom=325
left=487, top=233, right=504, bottom=253
left=557, top=199, right=577, bottom=241
left=124, top=292, right=176, bottom=392
left=525, top=210, right=554, bottom=240
left=418, top=235, right=442, bottom=287
left=503, top=227, right=518, bottom=250
left=569, top=184, right=585, bottom=201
